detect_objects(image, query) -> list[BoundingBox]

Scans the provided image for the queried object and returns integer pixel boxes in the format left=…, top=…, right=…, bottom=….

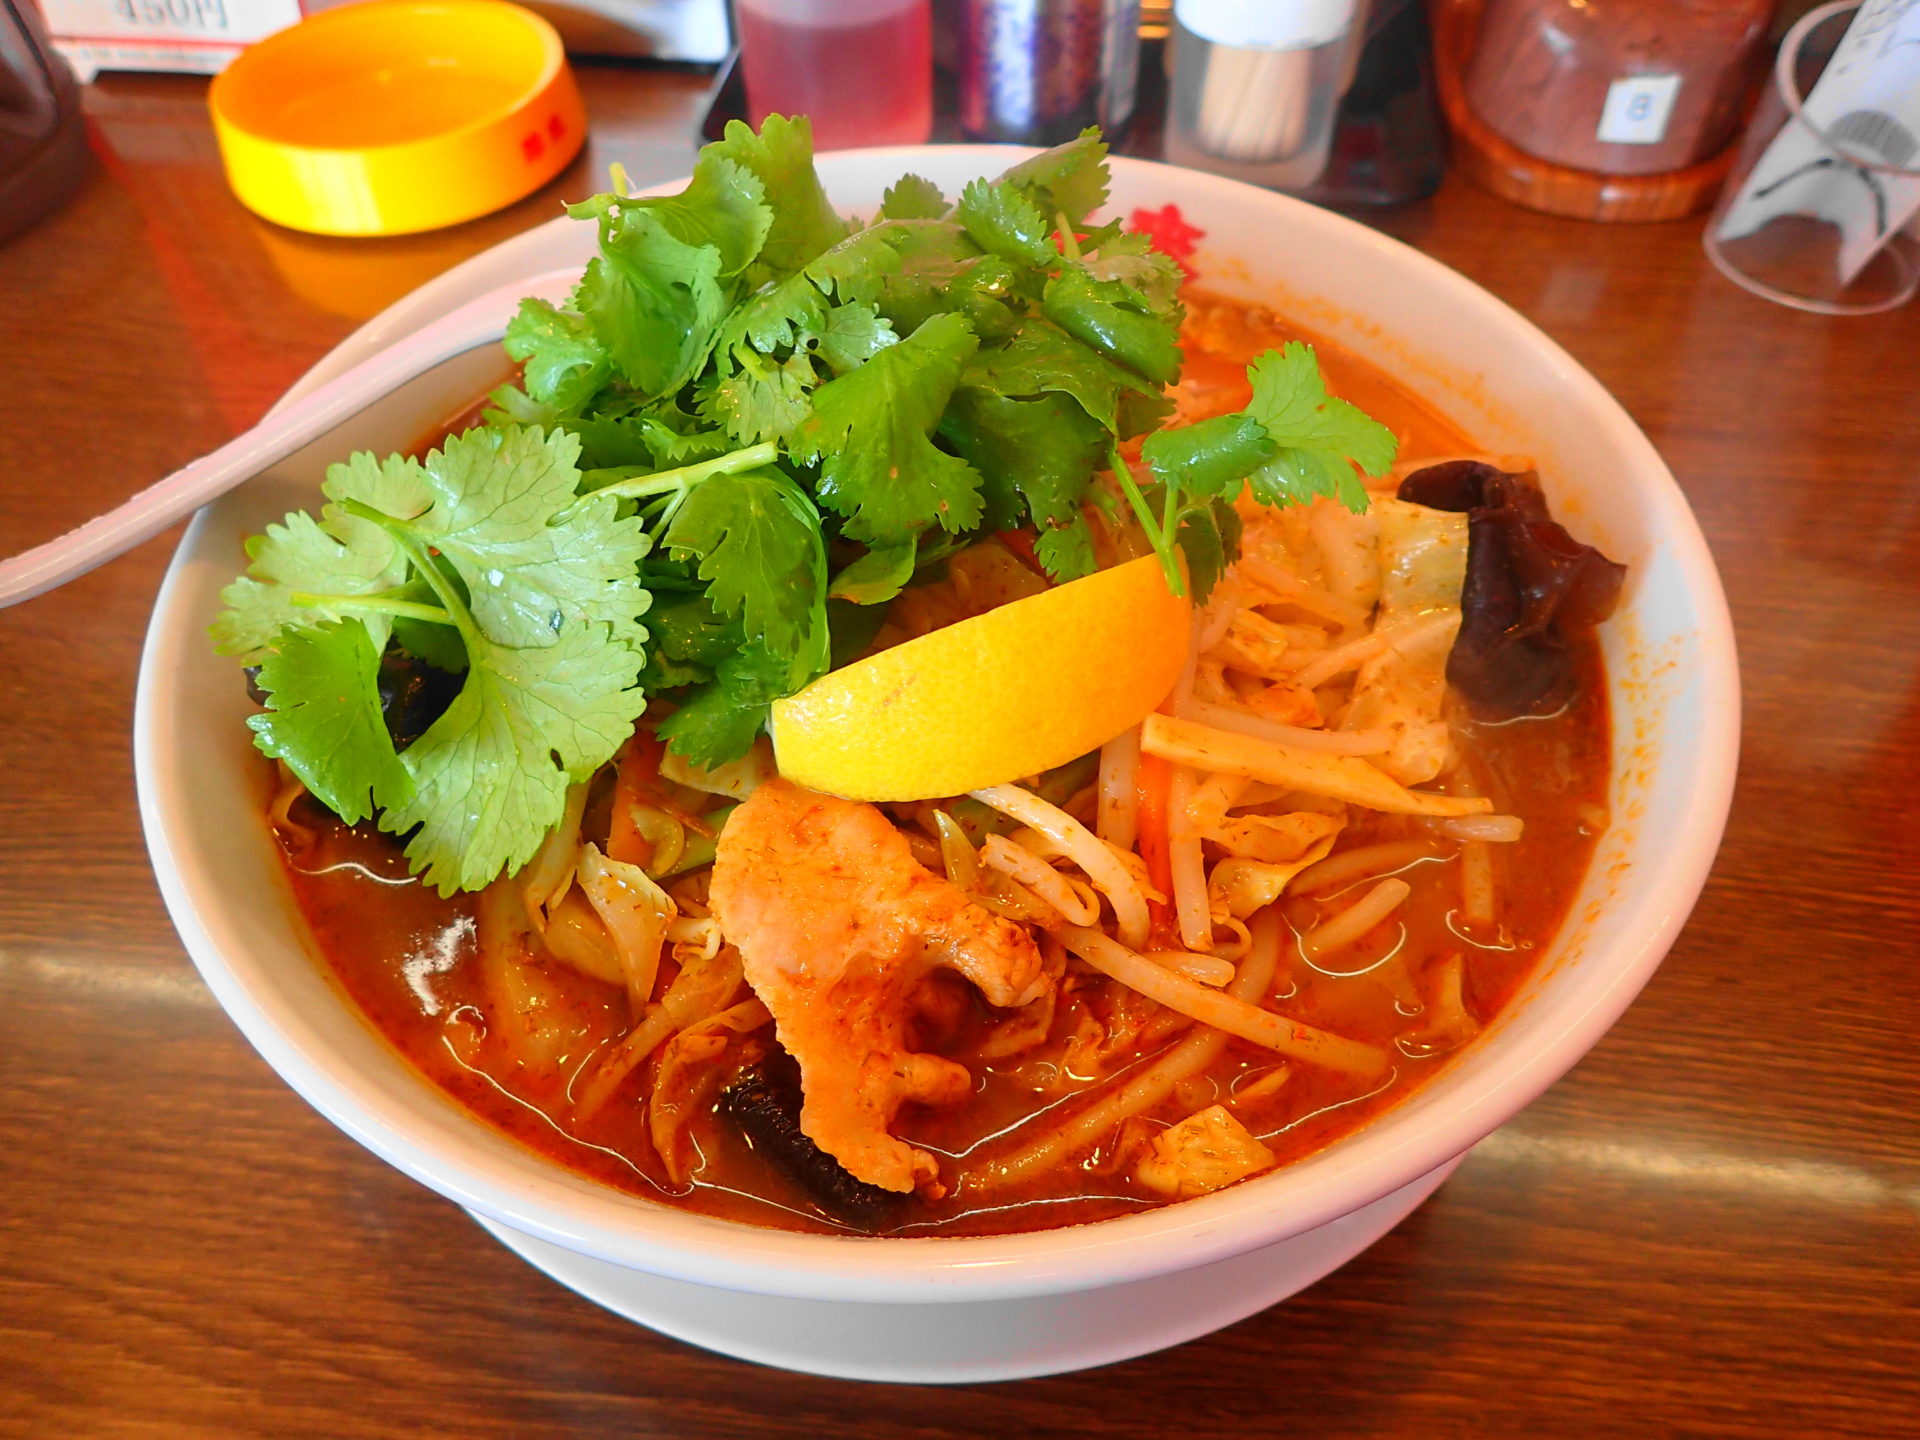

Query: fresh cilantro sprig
left=1118, top=340, right=1399, bottom=600
left=796, top=310, right=984, bottom=546
left=660, top=467, right=825, bottom=667
left=215, top=426, right=650, bottom=894
left=1242, top=343, right=1399, bottom=509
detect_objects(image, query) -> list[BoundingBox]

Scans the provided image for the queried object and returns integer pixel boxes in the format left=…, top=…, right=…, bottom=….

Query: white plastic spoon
left=0, top=266, right=582, bottom=609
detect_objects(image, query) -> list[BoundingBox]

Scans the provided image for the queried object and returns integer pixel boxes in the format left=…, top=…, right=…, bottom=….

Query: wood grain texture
left=2, top=64, right=1917, bottom=1440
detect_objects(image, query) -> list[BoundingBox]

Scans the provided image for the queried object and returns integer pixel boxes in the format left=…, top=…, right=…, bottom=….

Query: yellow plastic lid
left=208, top=0, right=586, bottom=237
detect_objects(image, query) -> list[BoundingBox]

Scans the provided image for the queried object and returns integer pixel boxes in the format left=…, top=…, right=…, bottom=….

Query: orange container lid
left=209, top=0, right=586, bottom=237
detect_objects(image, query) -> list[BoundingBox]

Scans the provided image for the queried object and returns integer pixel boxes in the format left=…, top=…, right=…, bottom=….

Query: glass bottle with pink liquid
left=736, top=0, right=935, bottom=150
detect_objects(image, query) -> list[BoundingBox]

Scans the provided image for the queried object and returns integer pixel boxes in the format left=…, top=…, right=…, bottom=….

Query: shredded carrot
left=1134, top=750, right=1176, bottom=935
left=608, top=732, right=665, bottom=867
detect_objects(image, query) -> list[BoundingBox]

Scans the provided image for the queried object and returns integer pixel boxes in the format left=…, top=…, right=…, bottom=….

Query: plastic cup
left=1703, top=0, right=1920, bottom=315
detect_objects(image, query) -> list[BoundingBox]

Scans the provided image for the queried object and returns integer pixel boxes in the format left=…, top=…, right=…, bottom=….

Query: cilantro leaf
left=813, top=302, right=896, bottom=374
left=1109, top=345, right=1391, bottom=605
left=706, top=115, right=849, bottom=276
left=325, top=446, right=433, bottom=519
left=225, top=424, right=655, bottom=893
left=871, top=223, right=1019, bottom=340
left=805, top=225, right=906, bottom=307
left=211, top=450, right=425, bottom=661
left=1242, top=343, right=1398, bottom=512
left=639, top=652, right=710, bottom=692
left=714, top=252, right=896, bottom=374
left=213, top=511, right=404, bottom=663
left=543, top=415, right=652, bottom=470
left=966, top=317, right=1157, bottom=433
left=655, top=640, right=794, bottom=768
left=724, top=268, right=829, bottom=354
left=574, top=207, right=729, bottom=402
left=795, top=310, right=985, bottom=545
left=828, top=538, right=918, bottom=606
left=1117, top=386, right=1177, bottom=441
left=937, top=385, right=1104, bottom=536
left=502, top=298, right=610, bottom=414
left=1034, top=512, right=1097, bottom=582
left=390, top=613, right=468, bottom=674
left=699, top=276, right=897, bottom=443
left=594, top=152, right=772, bottom=278
left=1084, top=229, right=1184, bottom=313
left=621, top=405, right=736, bottom=466
left=662, top=469, right=825, bottom=656
left=380, top=619, right=647, bottom=895
left=637, top=592, right=738, bottom=691
left=398, top=427, right=652, bottom=651
left=480, top=380, right=558, bottom=429
left=998, top=128, right=1110, bottom=227
left=247, top=622, right=412, bottom=825
left=880, top=174, right=949, bottom=220
left=1142, top=412, right=1278, bottom=496
left=957, top=178, right=1057, bottom=270
left=697, top=347, right=816, bottom=444
left=648, top=592, right=740, bottom=668
left=1042, top=269, right=1183, bottom=387
left=1172, top=500, right=1238, bottom=603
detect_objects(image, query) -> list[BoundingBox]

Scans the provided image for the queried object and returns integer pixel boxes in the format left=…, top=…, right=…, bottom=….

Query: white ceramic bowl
left=135, top=149, right=1739, bottom=1382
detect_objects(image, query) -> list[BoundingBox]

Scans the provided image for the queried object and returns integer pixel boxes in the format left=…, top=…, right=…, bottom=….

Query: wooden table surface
left=3, top=65, right=1916, bottom=1440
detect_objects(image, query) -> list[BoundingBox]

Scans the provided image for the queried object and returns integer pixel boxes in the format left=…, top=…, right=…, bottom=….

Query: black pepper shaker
left=958, top=0, right=1144, bottom=144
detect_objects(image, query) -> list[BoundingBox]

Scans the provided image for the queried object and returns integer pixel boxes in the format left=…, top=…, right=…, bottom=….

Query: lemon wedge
left=770, top=555, right=1192, bottom=801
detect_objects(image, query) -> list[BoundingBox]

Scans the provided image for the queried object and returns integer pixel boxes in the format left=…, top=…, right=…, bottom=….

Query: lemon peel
left=770, top=556, right=1190, bottom=801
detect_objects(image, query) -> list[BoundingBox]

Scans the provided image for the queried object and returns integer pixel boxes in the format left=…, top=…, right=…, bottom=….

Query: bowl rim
left=135, top=146, right=1741, bottom=1304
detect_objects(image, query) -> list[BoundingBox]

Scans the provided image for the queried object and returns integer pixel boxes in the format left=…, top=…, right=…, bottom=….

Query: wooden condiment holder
left=1431, top=0, right=1744, bottom=222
